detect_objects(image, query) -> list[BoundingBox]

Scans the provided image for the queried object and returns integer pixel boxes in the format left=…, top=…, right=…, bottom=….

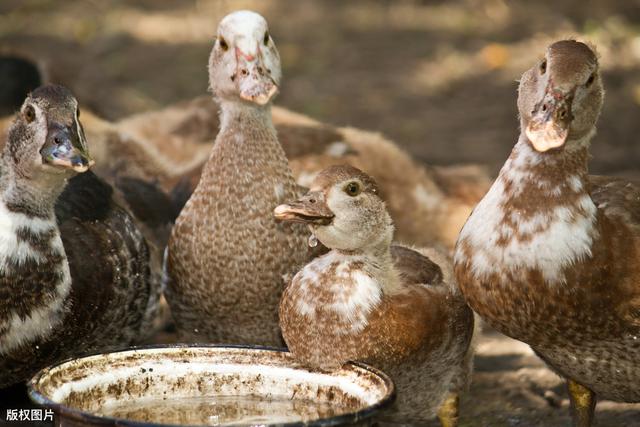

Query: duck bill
left=40, top=121, right=94, bottom=173
left=236, top=47, right=278, bottom=105
left=274, top=192, right=334, bottom=225
left=525, top=86, right=573, bottom=152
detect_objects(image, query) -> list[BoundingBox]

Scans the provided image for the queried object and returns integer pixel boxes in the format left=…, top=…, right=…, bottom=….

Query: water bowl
left=28, top=345, right=395, bottom=426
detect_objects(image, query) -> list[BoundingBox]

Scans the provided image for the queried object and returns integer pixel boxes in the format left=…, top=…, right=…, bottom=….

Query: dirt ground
left=1, top=1, right=640, bottom=426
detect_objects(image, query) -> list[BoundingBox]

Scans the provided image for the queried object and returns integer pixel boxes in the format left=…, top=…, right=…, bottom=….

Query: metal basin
left=28, top=345, right=395, bottom=426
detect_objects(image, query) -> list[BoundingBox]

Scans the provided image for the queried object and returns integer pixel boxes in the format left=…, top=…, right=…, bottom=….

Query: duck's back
left=382, top=247, right=474, bottom=420
left=0, top=172, right=156, bottom=386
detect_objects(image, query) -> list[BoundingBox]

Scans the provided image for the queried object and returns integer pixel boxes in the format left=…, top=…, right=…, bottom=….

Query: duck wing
left=390, top=245, right=443, bottom=286
left=589, top=175, right=640, bottom=226
left=55, top=171, right=157, bottom=346
left=112, top=175, right=179, bottom=248
left=588, top=175, right=640, bottom=329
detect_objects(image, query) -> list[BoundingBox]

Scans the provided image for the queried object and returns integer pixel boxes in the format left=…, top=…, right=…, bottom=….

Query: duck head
left=275, top=165, right=394, bottom=252
left=209, top=10, right=281, bottom=106
left=518, top=40, right=603, bottom=153
left=6, top=84, right=93, bottom=180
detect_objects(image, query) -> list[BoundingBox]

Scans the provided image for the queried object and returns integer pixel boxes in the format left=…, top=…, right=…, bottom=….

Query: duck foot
left=567, top=379, right=596, bottom=427
left=437, top=393, right=459, bottom=427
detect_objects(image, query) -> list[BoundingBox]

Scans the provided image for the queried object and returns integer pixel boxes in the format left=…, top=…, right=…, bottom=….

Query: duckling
left=0, top=85, right=161, bottom=387
left=275, top=165, right=474, bottom=425
left=454, top=40, right=640, bottom=426
left=165, top=11, right=312, bottom=346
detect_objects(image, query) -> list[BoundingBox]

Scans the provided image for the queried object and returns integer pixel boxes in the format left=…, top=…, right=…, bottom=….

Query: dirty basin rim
left=28, top=344, right=396, bottom=427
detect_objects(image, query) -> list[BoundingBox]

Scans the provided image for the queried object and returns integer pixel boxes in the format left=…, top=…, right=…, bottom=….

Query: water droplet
left=194, top=328, right=199, bottom=333
left=308, top=234, right=318, bottom=248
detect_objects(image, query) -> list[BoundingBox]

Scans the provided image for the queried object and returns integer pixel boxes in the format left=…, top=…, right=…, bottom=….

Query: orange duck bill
left=274, top=192, right=334, bottom=225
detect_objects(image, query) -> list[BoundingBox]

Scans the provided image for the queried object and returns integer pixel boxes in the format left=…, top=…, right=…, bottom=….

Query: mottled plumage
left=454, top=40, right=640, bottom=425
left=166, top=11, right=311, bottom=346
left=277, top=165, right=474, bottom=424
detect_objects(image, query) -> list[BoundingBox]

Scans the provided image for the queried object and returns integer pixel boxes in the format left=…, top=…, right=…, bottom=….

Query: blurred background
left=2, top=1, right=640, bottom=425
left=1, top=0, right=639, bottom=177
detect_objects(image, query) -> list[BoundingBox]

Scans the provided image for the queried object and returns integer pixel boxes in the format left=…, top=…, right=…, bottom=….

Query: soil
left=1, top=1, right=640, bottom=425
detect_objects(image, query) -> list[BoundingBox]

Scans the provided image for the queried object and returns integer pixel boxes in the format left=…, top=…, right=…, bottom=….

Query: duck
left=454, top=40, right=640, bottom=426
left=165, top=10, right=313, bottom=346
left=0, top=84, right=165, bottom=387
left=275, top=165, right=474, bottom=425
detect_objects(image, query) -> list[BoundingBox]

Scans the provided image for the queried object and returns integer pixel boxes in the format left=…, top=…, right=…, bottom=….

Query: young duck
left=0, top=85, right=160, bottom=387
left=275, top=165, right=474, bottom=425
left=454, top=40, right=640, bottom=426
left=165, top=11, right=311, bottom=346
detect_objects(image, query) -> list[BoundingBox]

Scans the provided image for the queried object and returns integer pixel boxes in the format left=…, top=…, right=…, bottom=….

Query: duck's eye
left=585, top=72, right=596, bottom=87
left=539, top=59, right=547, bottom=75
left=24, top=105, right=35, bottom=123
left=263, top=31, right=270, bottom=45
left=219, top=37, right=229, bottom=51
left=344, top=182, right=361, bottom=197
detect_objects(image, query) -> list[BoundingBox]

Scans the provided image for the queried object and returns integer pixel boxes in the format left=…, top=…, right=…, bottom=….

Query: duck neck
left=337, top=230, right=400, bottom=293
left=0, top=149, right=68, bottom=220
left=198, top=99, right=285, bottom=186
left=498, top=133, right=592, bottom=212
left=0, top=151, right=72, bottom=354
left=220, top=100, right=280, bottom=144
left=218, top=99, right=273, bottom=131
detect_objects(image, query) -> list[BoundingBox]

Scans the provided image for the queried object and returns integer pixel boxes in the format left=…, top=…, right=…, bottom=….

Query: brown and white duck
left=0, top=85, right=162, bottom=387
left=165, top=11, right=312, bottom=346
left=275, top=165, right=474, bottom=425
left=454, top=40, right=640, bottom=426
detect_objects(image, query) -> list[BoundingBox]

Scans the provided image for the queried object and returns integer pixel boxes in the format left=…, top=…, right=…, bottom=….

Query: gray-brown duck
left=165, top=11, right=311, bottom=346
